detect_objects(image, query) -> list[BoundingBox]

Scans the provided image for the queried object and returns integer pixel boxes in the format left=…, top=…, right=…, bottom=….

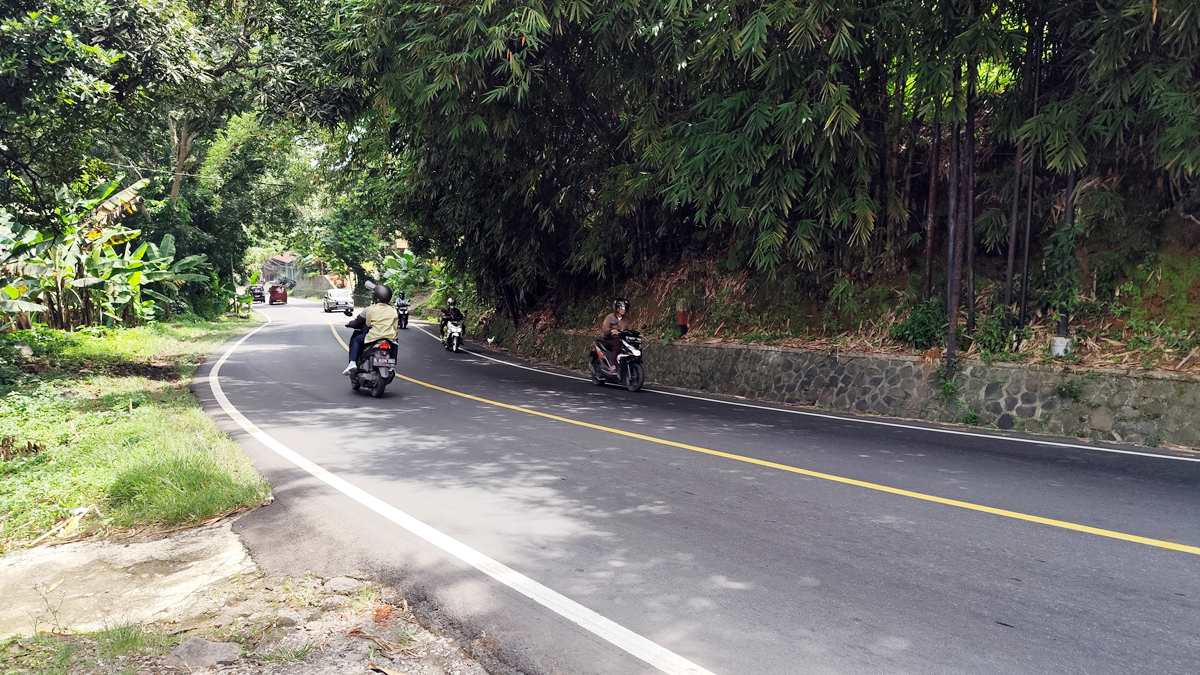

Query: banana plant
left=1, top=178, right=208, bottom=328
left=0, top=212, right=50, bottom=327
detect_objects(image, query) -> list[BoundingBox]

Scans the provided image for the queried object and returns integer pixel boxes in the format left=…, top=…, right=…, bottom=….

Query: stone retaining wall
left=486, top=322, right=1200, bottom=448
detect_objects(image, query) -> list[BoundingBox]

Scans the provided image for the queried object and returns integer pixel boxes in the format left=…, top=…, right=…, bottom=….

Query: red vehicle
left=268, top=283, right=288, bottom=305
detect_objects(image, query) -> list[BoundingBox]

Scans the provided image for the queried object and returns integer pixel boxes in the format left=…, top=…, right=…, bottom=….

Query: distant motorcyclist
left=600, top=299, right=630, bottom=370
left=439, top=298, right=465, bottom=339
left=343, top=283, right=398, bottom=375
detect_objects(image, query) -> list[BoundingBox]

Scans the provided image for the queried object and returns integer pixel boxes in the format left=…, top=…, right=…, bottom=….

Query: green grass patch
left=0, top=623, right=182, bottom=673
left=0, top=316, right=269, bottom=555
left=94, top=624, right=182, bottom=659
left=0, top=634, right=78, bottom=675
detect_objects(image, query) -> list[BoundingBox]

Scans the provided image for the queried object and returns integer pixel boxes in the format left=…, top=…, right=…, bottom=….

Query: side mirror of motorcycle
left=364, top=280, right=376, bottom=290
left=344, top=309, right=353, bottom=316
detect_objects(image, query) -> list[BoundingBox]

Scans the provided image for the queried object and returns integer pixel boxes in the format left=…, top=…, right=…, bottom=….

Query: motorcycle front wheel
left=625, top=363, right=644, bottom=392
left=451, top=336, right=461, bottom=352
left=350, top=375, right=361, bottom=391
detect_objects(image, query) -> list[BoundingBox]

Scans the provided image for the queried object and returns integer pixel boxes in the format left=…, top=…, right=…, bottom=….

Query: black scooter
left=589, top=329, right=645, bottom=392
left=347, top=281, right=395, bottom=397
left=348, top=325, right=396, bottom=398
left=395, top=297, right=409, bottom=329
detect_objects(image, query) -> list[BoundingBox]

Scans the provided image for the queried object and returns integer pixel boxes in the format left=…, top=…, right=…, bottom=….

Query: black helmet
left=398, top=290, right=406, bottom=300
left=614, top=298, right=628, bottom=313
left=372, top=283, right=393, bottom=304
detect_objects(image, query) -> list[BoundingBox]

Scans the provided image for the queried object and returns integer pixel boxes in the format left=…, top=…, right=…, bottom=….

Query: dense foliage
left=322, top=0, right=1198, bottom=339
left=1, top=0, right=321, bottom=327
left=4, top=0, right=1198, bottom=354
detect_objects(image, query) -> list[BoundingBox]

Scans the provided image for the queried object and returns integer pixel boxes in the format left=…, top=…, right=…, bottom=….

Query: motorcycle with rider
left=394, top=290, right=410, bottom=329
left=588, top=299, right=645, bottom=391
left=343, top=283, right=399, bottom=398
left=440, top=298, right=466, bottom=352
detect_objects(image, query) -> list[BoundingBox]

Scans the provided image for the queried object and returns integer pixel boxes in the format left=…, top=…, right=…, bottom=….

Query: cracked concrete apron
left=0, top=521, right=252, bottom=638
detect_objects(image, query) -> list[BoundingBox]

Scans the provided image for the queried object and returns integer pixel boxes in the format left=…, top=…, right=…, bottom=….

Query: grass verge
left=0, top=316, right=270, bottom=555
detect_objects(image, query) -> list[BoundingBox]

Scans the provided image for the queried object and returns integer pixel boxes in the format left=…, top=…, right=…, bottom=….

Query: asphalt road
left=194, top=299, right=1200, bottom=675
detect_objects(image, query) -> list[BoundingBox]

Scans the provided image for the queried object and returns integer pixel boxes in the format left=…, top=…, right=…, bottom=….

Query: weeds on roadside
left=350, top=585, right=382, bottom=610
left=0, top=624, right=180, bottom=674
left=1055, top=379, right=1087, bottom=401
left=257, top=642, right=315, bottom=662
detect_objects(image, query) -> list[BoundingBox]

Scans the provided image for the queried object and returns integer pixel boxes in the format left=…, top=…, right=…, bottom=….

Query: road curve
left=193, top=299, right=1200, bottom=675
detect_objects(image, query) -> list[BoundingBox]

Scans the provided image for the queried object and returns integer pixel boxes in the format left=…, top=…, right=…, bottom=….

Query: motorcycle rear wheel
left=590, top=361, right=605, bottom=386
left=371, top=375, right=386, bottom=398
left=625, top=363, right=644, bottom=392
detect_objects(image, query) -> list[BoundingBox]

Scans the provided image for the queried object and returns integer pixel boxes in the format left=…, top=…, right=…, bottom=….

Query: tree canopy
left=4, top=0, right=1199, bottom=347
left=319, top=0, right=1198, bottom=322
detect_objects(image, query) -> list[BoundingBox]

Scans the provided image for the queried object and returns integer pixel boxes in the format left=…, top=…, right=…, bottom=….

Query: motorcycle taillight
left=380, top=342, right=389, bottom=349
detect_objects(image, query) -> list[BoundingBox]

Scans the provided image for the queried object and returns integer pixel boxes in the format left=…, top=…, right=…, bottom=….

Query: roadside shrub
left=973, top=313, right=1009, bottom=354
left=0, top=341, right=25, bottom=388
left=7, top=328, right=78, bottom=357
left=890, top=299, right=948, bottom=350
left=188, top=290, right=227, bottom=320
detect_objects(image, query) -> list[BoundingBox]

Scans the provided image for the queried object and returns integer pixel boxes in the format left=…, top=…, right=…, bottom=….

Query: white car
left=323, top=288, right=353, bottom=313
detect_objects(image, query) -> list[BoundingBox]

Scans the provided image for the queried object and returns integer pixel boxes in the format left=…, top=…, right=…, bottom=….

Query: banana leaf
left=0, top=298, right=46, bottom=313
left=87, top=179, right=149, bottom=228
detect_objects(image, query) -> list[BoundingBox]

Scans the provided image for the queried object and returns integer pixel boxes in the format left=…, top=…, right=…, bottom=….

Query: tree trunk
left=1003, top=21, right=1037, bottom=333
left=901, top=118, right=917, bottom=229
left=1057, top=169, right=1078, bottom=337
left=168, top=118, right=198, bottom=205
left=1017, top=26, right=1044, bottom=345
left=964, top=61, right=978, bottom=335
left=887, top=70, right=906, bottom=261
left=945, top=120, right=962, bottom=374
left=922, top=102, right=942, bottom=300
left=1003, top=141, right=1024, bottom=332
left=945, top=60, right=964, bottom=374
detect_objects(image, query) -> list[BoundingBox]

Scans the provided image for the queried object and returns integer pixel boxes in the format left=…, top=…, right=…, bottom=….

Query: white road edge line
left=409, top=322, right=1200, bottom=464
left=212, top=312, right=716, bottom=675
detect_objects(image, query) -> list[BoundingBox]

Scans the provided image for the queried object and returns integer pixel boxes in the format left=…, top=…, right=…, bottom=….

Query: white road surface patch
left=210, top=311, right=718, bottom=675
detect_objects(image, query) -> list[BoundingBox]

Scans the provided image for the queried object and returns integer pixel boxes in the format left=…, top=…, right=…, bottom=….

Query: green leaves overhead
left=302, top=0, right=1200, bottom=315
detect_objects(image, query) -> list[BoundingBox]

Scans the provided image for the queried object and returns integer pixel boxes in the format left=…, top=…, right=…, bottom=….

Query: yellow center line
left=317, top=315, right=1199, bottom=556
